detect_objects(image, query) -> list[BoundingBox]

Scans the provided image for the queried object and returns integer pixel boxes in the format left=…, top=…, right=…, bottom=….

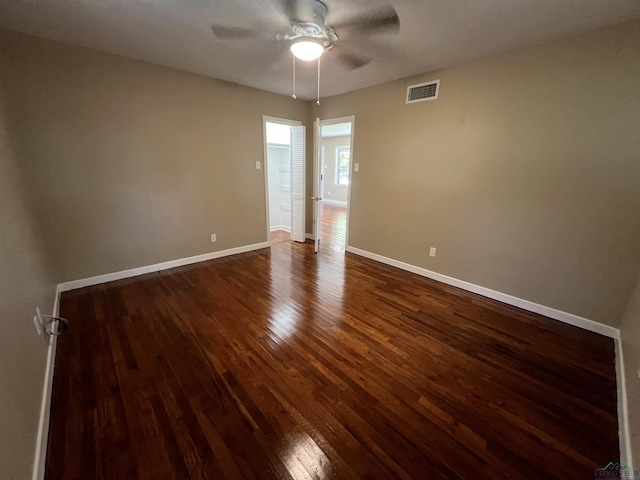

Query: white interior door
left=318, top=115, right=355, bottom=250
left=320, top=147, right=325, bottom=199
left=290, top=125, right=306, bottom=243
left=313, top=117, right=322, bottom=253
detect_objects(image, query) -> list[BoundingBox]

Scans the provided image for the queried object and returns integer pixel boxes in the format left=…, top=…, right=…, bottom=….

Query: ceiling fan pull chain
left=316, top=56, right=321, bottom=105
left=292, top=55, right=297, bottom=99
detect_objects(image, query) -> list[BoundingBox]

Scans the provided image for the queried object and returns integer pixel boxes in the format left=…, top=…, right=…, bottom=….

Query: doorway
left=315, top=117, right=354, bottom=252
left=263, top=116, right=306, bottom=244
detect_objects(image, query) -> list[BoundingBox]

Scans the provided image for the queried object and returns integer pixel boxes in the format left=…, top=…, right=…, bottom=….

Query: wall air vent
left=406, top=80, right=440, bottom=104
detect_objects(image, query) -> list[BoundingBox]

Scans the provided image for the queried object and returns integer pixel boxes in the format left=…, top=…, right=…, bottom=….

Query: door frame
left=316, top=115, right=355, bottom=249
left=320, top=145, right=326, bottom=199
left=262, top=115, right=302, bottom=245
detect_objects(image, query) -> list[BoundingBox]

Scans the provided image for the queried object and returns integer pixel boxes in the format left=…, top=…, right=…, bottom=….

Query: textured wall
left=2, top=19, right=640, bottom=477
left=0, top=29, right=310, bottom=282
left=621, top=276, right=640, bottom=464
left=0, top=28, right=310, bottom=476
left=0, top=89, right=55, bottom=478
left=315, top=20, right=640, bottom=326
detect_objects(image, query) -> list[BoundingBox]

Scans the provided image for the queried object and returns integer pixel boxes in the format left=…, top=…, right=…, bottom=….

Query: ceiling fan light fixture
left=290, top=38, right=324, bottom=61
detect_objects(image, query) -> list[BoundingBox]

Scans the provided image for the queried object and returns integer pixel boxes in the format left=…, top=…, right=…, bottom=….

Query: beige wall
left=0, top=29, right=309, bottom=476
left=2, top=19, right=640, bottom=477
left=321, top=135, right=350, bottom=203
left=622, top=276, right=640, bottom=463
left=314, top=20, right=640, bottom=327
left=0, top=90, right=55, bottom=478
left=0, top=29, right=310, bottom=282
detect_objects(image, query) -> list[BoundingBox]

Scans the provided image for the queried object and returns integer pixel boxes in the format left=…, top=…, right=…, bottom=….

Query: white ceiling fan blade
left=334, top=49, right=372, bottom=70
left=211, top=25, right=276, bottom=41
left=332, top=5, right=400, bottom=41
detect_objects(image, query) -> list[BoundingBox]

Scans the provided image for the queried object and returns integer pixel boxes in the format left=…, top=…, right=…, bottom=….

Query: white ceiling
left=1, top=1, right=639, bottom=100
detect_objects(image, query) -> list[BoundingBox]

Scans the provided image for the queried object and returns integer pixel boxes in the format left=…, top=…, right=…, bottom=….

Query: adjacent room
left=318, top=120, right=353, bottom=252
left=265, top=120, right=295, bottom=239
left=1, top=1, right=639, bottom=479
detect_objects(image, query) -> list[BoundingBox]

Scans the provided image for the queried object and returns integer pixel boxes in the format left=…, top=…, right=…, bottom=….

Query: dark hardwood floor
left=270, top=202, right=346, bottom=251
left=318, top=203, right=347, bottom=252
left=48, top=204, right=619, bottom=479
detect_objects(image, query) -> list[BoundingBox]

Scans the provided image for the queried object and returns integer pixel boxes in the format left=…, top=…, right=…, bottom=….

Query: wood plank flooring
left=318, top=203, right=347, bottom=252
left=270, top=202, right=346, bottom=251
left=47, top=205, right=619, bottom=479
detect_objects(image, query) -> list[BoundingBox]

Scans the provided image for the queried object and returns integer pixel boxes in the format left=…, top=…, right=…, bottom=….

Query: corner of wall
left=616, top=334, right=633, bottom=466
left=31, top=287, right=60, bottom=480
left=619, top=274, right=640, bottom=467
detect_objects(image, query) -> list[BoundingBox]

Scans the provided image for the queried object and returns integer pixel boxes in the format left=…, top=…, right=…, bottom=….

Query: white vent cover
left=406, top=80, right=440, bottom=104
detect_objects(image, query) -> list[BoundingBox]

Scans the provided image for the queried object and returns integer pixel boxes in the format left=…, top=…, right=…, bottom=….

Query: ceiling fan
left=211, top=0, right=400, bottom=70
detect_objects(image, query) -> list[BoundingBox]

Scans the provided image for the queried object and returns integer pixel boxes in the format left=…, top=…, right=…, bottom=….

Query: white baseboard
left=270, top=225, right=291, bottom=233
left=305, top=233, right=314, bottom=241
left=33, top=241, right=631, bottom=478
left=345, top=246, right=618, bottom=338
left=321, top=199, right=347, bottom=206
left=32, top=287, right=60, bottom=480
left=58, top=242, right=270, bottom=292
left=31, top=241, right=271, bottom=477
left=616, top=336, right=633, bottom=466
left=345, top=245, right=628, bottom=462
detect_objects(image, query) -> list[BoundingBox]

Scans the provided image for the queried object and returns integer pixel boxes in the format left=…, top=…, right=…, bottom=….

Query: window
left=335, top=146, right=350, bottom=185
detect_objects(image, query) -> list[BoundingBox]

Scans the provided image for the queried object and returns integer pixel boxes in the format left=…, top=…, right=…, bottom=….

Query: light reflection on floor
left=267, top=303, right=300, bottom=344
left=282, top=432, right=334, bottom=479
left=267, top=203, right=348, bottom=348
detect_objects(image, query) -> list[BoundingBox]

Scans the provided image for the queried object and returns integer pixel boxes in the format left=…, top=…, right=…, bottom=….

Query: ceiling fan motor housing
left=288, top=0, right=337, bottom=45
left=289, top=0, right=327, bottom=26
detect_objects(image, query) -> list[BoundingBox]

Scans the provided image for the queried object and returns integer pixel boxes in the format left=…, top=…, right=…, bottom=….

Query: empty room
left=1, top=1, right=640, bottom=479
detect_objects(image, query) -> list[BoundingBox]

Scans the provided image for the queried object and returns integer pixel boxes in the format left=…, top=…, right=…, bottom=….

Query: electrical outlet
left=429, top=247, right=436, bottom=257
left=33, top=307, right=43, bottom=336
left=211, top=234, right=217, bottom=243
